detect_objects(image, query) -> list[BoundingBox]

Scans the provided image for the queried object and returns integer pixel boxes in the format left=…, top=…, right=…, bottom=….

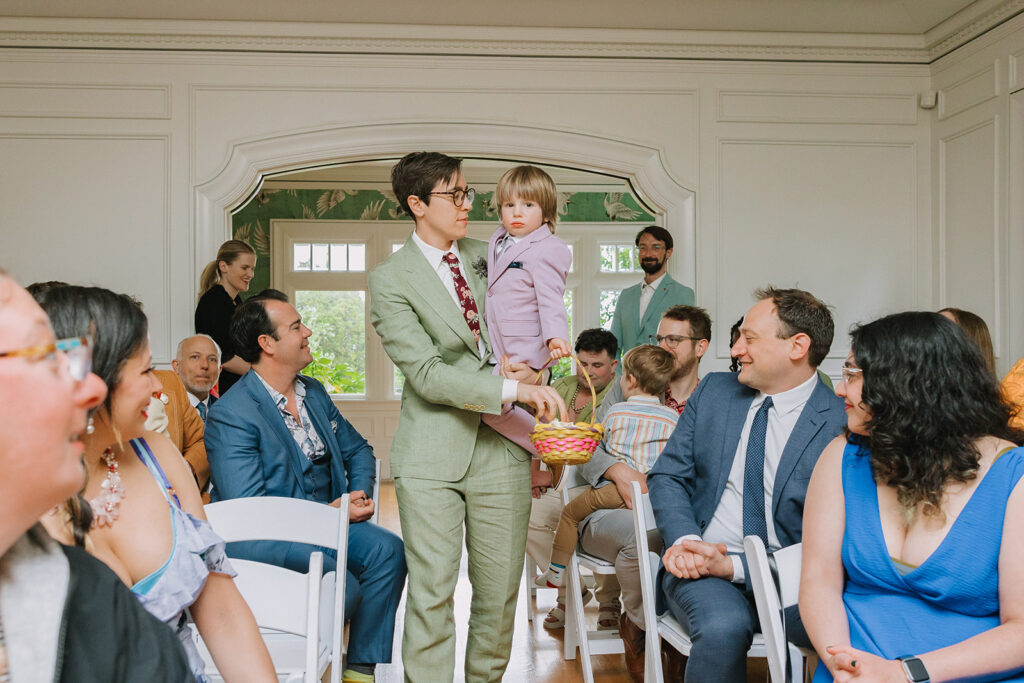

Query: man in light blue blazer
left=647, top=287, right=846, bottom=683
left=205, top=290, right=406, bottom=683
left=610, top=226, right=695, bottom=362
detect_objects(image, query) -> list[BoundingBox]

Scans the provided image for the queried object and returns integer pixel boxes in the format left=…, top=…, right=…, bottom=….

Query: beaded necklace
left=89, top=447, right=125, bottom=528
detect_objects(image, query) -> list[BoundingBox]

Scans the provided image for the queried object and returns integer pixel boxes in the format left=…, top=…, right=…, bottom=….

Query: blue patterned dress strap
left=129, top=438, right=182, bottom=508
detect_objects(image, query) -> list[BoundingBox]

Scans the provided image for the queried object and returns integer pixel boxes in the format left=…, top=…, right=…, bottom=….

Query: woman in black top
left=195, top=240, right=255, bottom=395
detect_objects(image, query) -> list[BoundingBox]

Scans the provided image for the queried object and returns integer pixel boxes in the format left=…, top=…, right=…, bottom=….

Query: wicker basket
left=530, top=352, right=605, bottom=466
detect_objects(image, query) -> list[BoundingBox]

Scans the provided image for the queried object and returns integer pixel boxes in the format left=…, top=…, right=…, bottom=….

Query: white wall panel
left=939, top=119, right=999, bottom=353
left=717, top=90, right=918, bottom=125
left=0, top=82, right=170, bottom=119
left=938, top=62, right=998, bottom=120
left=0, top=134, right=171, bottom=360
left=717, top=139, right=918, bottom=362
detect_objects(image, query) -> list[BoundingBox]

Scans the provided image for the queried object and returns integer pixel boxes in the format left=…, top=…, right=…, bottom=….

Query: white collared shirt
left=186, top=391, right=209, bottom=412
left=682, top=372, right=819, bottom=583
left=638, top=274, right=666, bottom=325
left=411, top=231, right=517, bottom=403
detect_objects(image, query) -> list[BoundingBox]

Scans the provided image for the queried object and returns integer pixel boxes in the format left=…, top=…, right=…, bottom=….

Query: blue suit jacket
left=648, top=371, right=846, bottom=568
left=610, top=273, right=695, bottom=360
left=205, top=369, right=376, bottom=568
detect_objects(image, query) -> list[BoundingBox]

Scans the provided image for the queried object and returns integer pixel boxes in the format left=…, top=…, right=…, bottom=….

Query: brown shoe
left=619, top=612, right=645, bottom=683
left=661, top=641, right=687, bottom=682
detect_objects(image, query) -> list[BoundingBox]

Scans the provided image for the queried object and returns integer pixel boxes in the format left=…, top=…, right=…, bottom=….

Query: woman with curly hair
left=800, top=311, right=1024, bottom=682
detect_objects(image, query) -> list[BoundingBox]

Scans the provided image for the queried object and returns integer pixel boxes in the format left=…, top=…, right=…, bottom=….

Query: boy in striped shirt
left=537, top=344, right=679, bottom=587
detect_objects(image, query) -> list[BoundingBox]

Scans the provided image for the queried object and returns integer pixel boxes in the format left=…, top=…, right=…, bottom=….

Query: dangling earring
left=86, top=415, right=95, bottom=435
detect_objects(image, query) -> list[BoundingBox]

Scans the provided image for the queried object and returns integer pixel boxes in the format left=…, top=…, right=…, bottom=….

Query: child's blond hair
left=621, top=345, right=675, bottom=396
left=494, top=165, right=558, bottom=233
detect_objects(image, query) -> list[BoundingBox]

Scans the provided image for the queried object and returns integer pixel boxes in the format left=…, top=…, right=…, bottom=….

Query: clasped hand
left=662, top=539, right=733, bottom=580
left=330, top=490, right=374, bottom=523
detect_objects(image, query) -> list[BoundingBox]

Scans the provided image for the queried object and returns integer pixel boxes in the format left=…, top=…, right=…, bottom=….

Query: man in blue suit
left=609, top=226, right=695, bottom=362
left=648, top=287, right=846, bottom=683
left=205, top=290, right=405, bottom=683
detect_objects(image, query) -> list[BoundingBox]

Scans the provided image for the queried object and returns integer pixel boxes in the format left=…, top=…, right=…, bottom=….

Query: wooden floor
left=371, top=482, right=771, bottom=683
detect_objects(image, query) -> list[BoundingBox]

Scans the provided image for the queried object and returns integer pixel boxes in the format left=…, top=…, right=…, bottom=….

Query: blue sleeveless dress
left=127, top=438, right=236, bottom=682
left=813, top=441, right=1024, bottom=682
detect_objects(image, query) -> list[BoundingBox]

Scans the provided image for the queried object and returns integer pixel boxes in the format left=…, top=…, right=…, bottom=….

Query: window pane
left=551, top=289, right=575, bottom=381
left=349, top=244, right=366, bottom=271
left=330, top=244, right=347, bottom=271
left=311, top=243, right=329, bottom=271
left=600, top=244, right=616, bottom=272
left=294, top=290, right=366, bottom=395
left=616, top=245, right=635, bottom=272
left=293, top=243, right=311, bottom=271
left=600, top=289, right=621, bottom=329
left=393, top=365, right=404, bottom=396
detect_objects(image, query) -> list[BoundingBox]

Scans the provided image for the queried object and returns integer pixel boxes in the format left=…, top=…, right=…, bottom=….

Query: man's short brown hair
left=621, top=345, right=676, bottom=396
left=662, top=305, right=711, bottom=343
left=753, top=286, right=834, bottom=367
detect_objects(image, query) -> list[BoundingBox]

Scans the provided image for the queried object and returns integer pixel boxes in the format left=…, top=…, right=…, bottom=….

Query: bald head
left=172, top=334, right=220, bottom=399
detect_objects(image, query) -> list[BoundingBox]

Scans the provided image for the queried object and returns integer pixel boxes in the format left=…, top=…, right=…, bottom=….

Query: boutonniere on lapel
left=471, top=257, right=487, bottom=279
left=508, top=261, right=524, bottom=269
left=330, top=419, right=338, bottom=434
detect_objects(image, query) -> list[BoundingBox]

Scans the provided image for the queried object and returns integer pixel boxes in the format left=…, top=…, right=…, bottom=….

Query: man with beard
left=172, top=334, right=221, bottom=421
left=576, top=304, right=710, bottom=681
left=610, top=226, right=695, bottom=362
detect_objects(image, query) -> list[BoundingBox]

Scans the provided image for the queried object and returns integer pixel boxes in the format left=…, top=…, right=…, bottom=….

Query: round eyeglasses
left=651, top=334, right=702, bottom=349
left=429, top=187, right=476, bottom=207
left=840, top=367, right=863, bottom=384
left=0, top=335, right=93, bottom=382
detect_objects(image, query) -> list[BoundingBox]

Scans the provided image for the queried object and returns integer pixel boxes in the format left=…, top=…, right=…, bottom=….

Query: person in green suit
left=609, top=226, right=695, bottom=362
left=368, top=152, right=565, bottom=683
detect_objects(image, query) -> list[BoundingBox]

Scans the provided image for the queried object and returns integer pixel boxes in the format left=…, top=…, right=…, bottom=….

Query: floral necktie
left=442, top=252, right=481, bottom=342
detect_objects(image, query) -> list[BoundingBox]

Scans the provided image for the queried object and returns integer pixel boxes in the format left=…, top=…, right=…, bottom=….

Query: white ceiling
left=0, top=0, right=993, bottom=35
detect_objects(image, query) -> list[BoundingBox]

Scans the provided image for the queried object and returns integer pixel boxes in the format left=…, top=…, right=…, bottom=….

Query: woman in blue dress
left=801, top=311, right=1024, bottom=683
left=36, top=285, right=276, bottom=682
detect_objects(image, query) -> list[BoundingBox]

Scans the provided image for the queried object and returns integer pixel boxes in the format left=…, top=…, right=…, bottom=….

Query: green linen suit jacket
left=609, top=273, right=695, bottom=360
left=369, top=236, right=523, bottom=482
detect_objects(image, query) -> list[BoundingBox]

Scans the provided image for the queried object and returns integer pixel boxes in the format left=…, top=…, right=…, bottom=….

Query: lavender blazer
left=484, top=224, right=572, bottom=369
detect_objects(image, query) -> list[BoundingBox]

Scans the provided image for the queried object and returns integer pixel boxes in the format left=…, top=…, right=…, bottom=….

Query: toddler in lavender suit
left=482, top=166, right=572, bottom=464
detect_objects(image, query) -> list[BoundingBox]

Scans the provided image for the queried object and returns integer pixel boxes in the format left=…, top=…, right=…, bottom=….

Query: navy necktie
left=743, top=396, right=773, bottom=546
left=196, top=401, right=207, bottom=423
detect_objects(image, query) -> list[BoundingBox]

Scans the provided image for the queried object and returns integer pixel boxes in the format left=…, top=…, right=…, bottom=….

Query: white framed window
left=272, top=218, right=655, bottom=398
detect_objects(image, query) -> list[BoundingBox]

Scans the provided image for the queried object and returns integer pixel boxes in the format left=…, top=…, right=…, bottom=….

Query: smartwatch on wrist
left=898, top=656, right=930, bottom=683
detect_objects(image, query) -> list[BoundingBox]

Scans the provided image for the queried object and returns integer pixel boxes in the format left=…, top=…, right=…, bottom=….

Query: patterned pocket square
left=508, top=261, right=524, bottom=269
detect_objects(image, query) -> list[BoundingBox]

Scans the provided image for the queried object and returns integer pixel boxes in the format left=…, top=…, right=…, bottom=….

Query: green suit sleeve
left=369, top=265, right=504, bottom=414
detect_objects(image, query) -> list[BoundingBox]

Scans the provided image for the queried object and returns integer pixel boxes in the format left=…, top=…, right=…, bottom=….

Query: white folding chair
left=369, top=458, right=381, bottom=526
left=203, top=495, right=349, bottom=683
left=632, top=481, right=766, bottom=682
left=743, top=535, right=817, bottom=683
left=562, top=487, right=624, bottom=683
left=223, top=554, right=327, bottom=683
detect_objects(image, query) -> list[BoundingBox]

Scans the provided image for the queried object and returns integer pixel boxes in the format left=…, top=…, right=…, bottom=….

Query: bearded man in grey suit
left=368, top=152, right=564, bottom=683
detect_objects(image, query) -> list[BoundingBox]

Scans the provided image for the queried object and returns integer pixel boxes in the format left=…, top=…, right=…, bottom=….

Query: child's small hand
left=547, top=338, right=571, bottom=359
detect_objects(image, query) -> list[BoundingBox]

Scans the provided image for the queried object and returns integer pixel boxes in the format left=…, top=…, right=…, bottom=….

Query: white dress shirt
left=638, top=274, right=666, bottom=326
left=186, top=390, right=210, bottom=415
left=411, top=231, right=518, bottom=403
left=681, top=372, right=819, bottom=583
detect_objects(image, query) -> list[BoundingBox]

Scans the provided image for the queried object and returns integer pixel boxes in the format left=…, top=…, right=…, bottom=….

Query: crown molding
left=0, top=17, right=930, bottom=63
left=0, top=5, right=1020, bottom=64
left=924, top=0, right=1024, bottom=60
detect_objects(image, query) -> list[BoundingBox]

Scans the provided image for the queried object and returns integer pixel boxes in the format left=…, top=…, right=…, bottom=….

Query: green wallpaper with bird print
left=232, top=188, right=654, bottom=294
